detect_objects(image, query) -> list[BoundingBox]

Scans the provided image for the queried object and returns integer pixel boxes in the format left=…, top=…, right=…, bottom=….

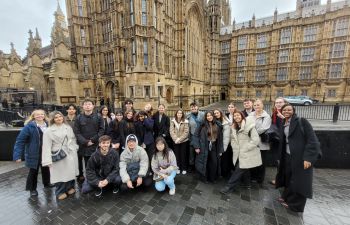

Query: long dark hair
left=203, top=111, right=219, bottom=139
left=232, top=110, right=246, bottom=130
left=113, top=110, right=123, bottom=131
left=153, top=136, right=170, bottom=162
left=99, top=105, right=111, bottom=118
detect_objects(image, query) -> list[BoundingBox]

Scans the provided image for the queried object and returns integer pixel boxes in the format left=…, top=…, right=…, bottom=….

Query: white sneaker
left=169, top=188, right=176, bottom=195
left=176, top=170, right=180, bottom=175
left=182, top=170, right=187, bottom=175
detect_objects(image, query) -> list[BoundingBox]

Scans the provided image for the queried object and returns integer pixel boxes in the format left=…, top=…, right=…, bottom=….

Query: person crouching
left=120, top=134, right=152, bottom=191
left=82, top=135, right=122, bottom=197
left=151, top=137, right=178, bottom=195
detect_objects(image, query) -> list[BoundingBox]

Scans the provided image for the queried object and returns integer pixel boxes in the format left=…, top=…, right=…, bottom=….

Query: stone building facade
left=0, top=3, right=79, bottom=105
left=66, top=0, right=233, bottom=109
left=222, top=0, right=350, bottom=102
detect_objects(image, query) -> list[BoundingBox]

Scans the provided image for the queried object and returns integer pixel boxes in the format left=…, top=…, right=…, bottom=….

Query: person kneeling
left=151, top=137, right=178, bottom=195
left=120, top=134, right=152, bottom=191
left=82, top=135, right=121, bottom=197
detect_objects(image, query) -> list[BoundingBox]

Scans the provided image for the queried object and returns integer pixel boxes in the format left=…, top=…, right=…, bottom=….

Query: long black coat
left=275, top=115, right=321, bottom=198
left=191, top=121, right=224, bottom=177
left=153, top=112, right=172, bottom=147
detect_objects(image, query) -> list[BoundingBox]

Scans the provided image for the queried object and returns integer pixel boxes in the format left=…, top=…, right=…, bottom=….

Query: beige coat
left=170, top=118, right=189, bottom=143
left=231, top=117, right=262, bottom=169
left=42, top=123, right=79, bottom=183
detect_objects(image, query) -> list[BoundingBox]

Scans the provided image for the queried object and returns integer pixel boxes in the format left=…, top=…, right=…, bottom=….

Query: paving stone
left=0, top=167, right=349, bottom=225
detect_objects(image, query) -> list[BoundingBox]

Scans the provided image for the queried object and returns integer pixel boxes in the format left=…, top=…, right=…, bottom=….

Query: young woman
left=270, top=97, right=288, bottom=186
left=99, top=105, right=112, bottom=135
left=192, top=111, right=224, bottom=183
left=13, top=109, right=52, bottom=196
left=225, top=102, right=236, bottom=124
left=250, top=99, right=272, bottom=185
left=213, top=109, right=232, bottom=178
left=65, top=104, right=77, bottom=128
left=42, top=111, right=79, bottom=200
left=119, top=109, right=137, bottom=149
left=276, top=104, right=321, bottom=212
left=220, top=110, right=262, bottom=194
left=135, top=111, right=155, bottom=162
left=108, top=110, right=124, bottom=153
left=151, top=137, right=178, bottom=195
left=170, top=109, right=189, bottom=175
left=153, top=104, right=172, bottom=149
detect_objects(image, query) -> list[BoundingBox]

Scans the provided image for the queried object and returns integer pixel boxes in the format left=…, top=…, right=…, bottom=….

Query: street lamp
left=157, top=78, right=161, bottom=106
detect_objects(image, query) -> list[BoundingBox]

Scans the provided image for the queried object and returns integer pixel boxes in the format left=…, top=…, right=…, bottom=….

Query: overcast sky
left=0, top=0, right=333, bottom=58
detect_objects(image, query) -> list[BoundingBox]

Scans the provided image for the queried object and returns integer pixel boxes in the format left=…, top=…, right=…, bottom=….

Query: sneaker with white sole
left=94, top=188, right=103, bottom=197
left=182, top=170, right=187, bottom=175
left=169, top=188, right=175, bottom=195
left=176, top=170, right=180, bottom=175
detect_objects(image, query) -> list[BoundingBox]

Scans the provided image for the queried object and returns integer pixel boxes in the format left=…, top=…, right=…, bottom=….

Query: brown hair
left=99, top=135, right=112, bottom=143
left=49, top=111, right=66, bottom=126
left=174, top=109, right=185, bottom=122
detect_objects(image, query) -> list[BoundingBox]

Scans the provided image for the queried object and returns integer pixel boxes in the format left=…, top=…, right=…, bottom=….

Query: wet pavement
left=0, top=165, right=350, bottom=225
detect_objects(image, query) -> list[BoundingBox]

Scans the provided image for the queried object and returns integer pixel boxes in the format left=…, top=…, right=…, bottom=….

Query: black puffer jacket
left=86, top=148, right=120, bottom=186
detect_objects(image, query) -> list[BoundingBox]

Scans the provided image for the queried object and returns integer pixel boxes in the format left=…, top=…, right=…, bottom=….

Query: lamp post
left=157, top=78, right=161, bottom=106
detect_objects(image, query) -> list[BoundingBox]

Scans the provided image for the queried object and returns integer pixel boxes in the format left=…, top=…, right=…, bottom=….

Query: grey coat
left=249, top=110, right=271, bottom=150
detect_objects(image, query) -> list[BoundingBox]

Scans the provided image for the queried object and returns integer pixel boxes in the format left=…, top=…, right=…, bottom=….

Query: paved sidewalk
left=0, top=166, right=349, bottom=225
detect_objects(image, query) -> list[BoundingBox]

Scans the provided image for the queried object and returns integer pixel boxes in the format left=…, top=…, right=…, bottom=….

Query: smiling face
left=233, top=112, right=243, bottom=123
left=126, top=112, right=133, bottom=120
left=213, top=110, right=221, bottom=119
left=206, top=113, right=214, bottom=122
left=99, top=140, right=111, bottom=155
left=282, top=105, right=294, bottom=119
left=274, top=98, right=286, bottom=110
left=101, top=107, right=109, bottom=116
left=227, top=104, right=235, bottom=114
left=53, top=113, right=64, bottom=125
left=33, top=110, right=45, bottom=123
left=125, top=102, right=133, bottom=110
left=116, top=113, right=123, bottom=121
left=127, top=140, right=136, bottom=151
left=156, top=141, right=165, bottom=152
left=158, top=105, right=165, bottom=114
left=176, top=110, right=183, bottom=120
left=253, top=100, right=264, bottom=113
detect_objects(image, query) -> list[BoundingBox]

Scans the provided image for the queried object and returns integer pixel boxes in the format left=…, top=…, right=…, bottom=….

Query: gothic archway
left=105, top=81, right=115, bottom=111
left=166, top=87, right=173, bottom=104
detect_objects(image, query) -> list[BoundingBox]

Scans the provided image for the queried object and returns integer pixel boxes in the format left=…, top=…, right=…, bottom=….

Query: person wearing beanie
left=119, top=134, right=152, bottom=191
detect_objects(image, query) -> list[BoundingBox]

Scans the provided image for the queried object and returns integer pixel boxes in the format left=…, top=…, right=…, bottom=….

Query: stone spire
left=273, top=8, right=278, bottom=23
left=34, top=28, right=42, bottom=49
left=251, top=14, right=256, bottom=27
left=9, top=42, right=22, bottom=64
left=51, top=0, right=70, bottom=46
left=327, top=0, right=332, bottom=12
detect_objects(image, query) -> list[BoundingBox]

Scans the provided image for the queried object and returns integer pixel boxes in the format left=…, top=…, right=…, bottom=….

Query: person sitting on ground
left=119, top=134, right=152, bottom=191
left=82, top=135, right=122, bottom=197
left=151, top=137, right=178, bottom=195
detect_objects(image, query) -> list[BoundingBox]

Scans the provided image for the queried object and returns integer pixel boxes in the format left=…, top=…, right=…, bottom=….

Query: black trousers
left=281, top=154, right=307, bottom=212
left=120, top=176, right=153, bottom=192
left=226, top=161, right=248, bottom=189
left=251, top=150, right=268, bottom=183
left=26, top=164, right=50, bottom=191
left=78, top=155, right=91, bottom=178
left=173, top=141, right=188, bottom=171
left=220, top=144, right=234, bottom=178
left=206, top=142, right=219, bottom=182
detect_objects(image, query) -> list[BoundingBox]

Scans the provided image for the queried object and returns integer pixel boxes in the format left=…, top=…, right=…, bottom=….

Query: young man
left=74, top=99, right=104, bottom=183
left=82, top=135, right=121, bottom=197
left=187, top=102, right=204, bottom=172
left=119, top=134, right=152, bottom=191
left=242, top=99, right=255, bottom=117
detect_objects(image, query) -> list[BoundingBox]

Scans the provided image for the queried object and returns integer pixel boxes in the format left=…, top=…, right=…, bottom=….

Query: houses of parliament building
left=1, top=0, right=350, bottom=108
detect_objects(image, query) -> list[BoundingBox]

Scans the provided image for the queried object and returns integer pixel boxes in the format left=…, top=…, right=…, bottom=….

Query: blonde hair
left=49, top=111, right=66, bottom=126
left=24, top=109, right=49, bottom=125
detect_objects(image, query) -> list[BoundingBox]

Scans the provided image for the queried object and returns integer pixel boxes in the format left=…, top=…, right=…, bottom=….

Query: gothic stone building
left=0, top=3, right=79, bottom=105
left=222, top=0, right=350, bottom=102
left=66, top=0, right=231, bottom=109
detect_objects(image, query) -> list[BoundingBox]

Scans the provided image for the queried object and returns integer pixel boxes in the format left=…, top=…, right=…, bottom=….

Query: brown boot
left=67, top=188, right=76, bottom=195
left=58, top=193, right=67, bottom=200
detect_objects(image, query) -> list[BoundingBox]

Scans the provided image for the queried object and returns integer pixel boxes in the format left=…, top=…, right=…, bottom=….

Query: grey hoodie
left=119, top=134, right=149, bottom=183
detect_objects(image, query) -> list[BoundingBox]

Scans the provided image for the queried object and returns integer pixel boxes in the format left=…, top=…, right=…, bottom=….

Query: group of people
left=13, top=98, right=321, bottom=213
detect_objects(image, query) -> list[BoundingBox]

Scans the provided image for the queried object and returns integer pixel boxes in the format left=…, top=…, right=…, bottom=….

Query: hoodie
left=119, top=134, right=149, bottom=183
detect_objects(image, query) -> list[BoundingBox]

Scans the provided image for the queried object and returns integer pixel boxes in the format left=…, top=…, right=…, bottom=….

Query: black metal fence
left=1, top=103, right=350, bottom=127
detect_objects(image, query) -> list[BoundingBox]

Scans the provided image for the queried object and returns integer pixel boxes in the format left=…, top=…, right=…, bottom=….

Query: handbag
left=51, top=136, right=68, bottom=162
left=260, top=124, right=280, bottom=143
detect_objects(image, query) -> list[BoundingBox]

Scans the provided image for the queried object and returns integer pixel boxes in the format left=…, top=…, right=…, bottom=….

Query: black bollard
left=332, top=103, right=340, bottom=123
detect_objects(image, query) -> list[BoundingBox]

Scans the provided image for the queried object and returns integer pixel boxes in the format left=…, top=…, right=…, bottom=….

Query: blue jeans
left=55, top=180, right=75, bottom=196
left=155, top=170, right=176, bottom=191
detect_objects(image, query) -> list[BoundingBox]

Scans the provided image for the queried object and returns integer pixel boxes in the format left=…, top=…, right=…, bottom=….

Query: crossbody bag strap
left=52, top=135, right=68, bottom=155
